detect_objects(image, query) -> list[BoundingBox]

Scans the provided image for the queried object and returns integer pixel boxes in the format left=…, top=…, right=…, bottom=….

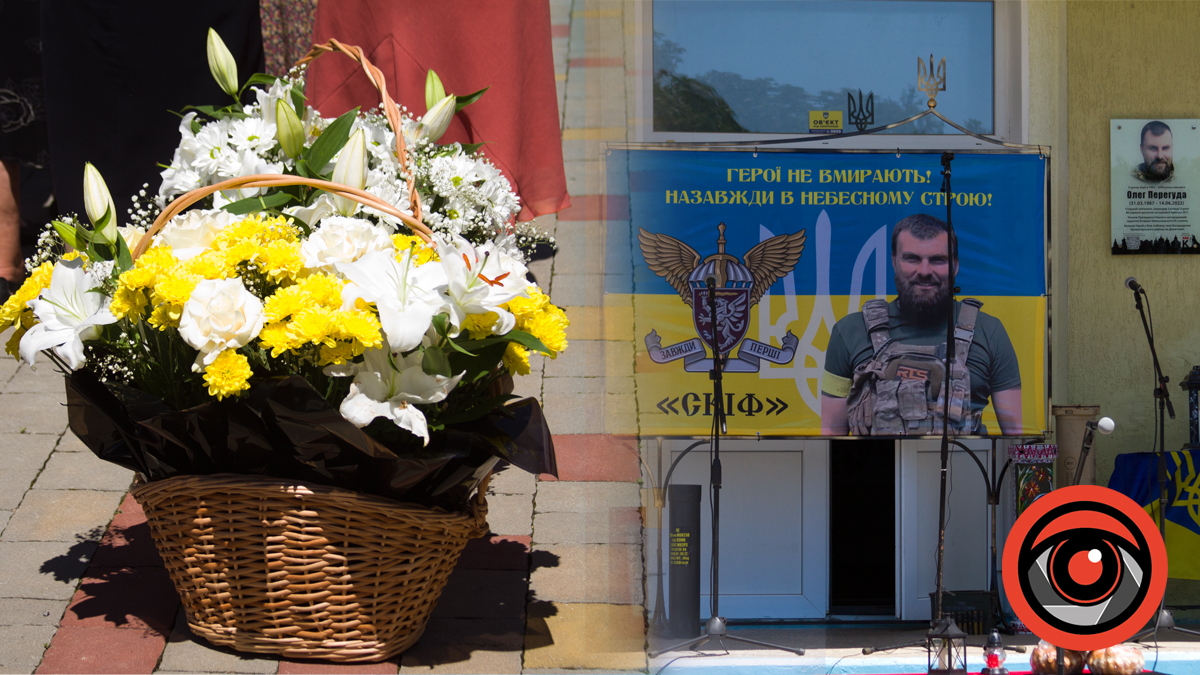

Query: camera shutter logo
left=1002, top=485, right=1167, bottom=651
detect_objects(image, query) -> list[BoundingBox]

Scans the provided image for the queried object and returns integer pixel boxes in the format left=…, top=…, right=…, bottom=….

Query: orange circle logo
left=1002, top=485, right=1167, bottom=651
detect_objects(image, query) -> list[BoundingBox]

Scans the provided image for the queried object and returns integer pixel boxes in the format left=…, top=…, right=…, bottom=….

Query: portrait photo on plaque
left=1111, top=118, right=1200, bottom=255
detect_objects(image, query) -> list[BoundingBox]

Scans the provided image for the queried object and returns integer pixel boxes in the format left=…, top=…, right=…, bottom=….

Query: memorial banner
left=609, top=148, right=1048, bottom=437
left=1110, top=119, right=1200, bottom=254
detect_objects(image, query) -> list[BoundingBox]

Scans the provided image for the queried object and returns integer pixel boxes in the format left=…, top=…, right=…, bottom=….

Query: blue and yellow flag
left=607, top=148, right=1048, bottom=437
left=1108, top=450, right=1200, bottom=579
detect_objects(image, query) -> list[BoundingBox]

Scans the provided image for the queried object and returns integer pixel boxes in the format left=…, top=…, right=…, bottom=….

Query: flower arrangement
left=1, top=33, right=564, bottom=506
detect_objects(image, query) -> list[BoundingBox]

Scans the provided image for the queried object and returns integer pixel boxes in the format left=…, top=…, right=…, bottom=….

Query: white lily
left=206, top=28, right=239, bottom=97
left=418, top=94, right=457, bottom=142
left=19, top=258, right=118, bottom=370
left=336, top=249, right=447, bottom=352
left=83, top=163, right=118, bottom=247
left=331, top=128, right=367, bottom=217
left=275, top=99, right=304, bottom=158
left=436, top=234, right=529, bottom=335
left=284, top=194, right=338, bottom=231
left=326, top=346, right=463, bottom=445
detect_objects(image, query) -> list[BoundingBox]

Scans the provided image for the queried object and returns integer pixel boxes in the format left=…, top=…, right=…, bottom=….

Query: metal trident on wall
left=918, top=54, right=947, bottom=108
left=847, top=90, right=874, bottom=132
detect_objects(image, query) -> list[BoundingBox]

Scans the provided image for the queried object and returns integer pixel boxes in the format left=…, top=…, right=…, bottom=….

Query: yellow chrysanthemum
left=332, top=310, right=383, bottom=348
left=288, top=306, right=339, bottom=347
left=298, top=273, right=344, bottom=308
left=185, top=250, right=229, bottom=280
left=203, top=349, right=253, bottom=400
left=5, top=324, right=26, bottom=358
left=258, top=321, right=299, bottom=357
left=392, top=234, right=439, bottom=265
left=505, top=286, right=550, bottom=320
left=118, top=267, right=157, bottom=290
left=151, top=273, right=202, bottom=307
left=148, top=302, right=184, bottom=330
left=462, top=311, right=499, bottom=338
left=258, top=240, right=303, bottom=282
left=503, top=343, right=531, bottom=376
left=523, top=305, right=569, bottom=356
left=317, top=341, right=359, bottom=366
left=109, top=286, right=149, bottom=321
left=136, top=246, right=180, bottom=275
left=263, top=284, right=307, bottom=322
left=0, top=261, right=53, bottom=327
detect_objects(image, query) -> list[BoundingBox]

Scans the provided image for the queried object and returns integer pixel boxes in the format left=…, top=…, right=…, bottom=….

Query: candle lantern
left=981, top=629, right=1008, bottom=675
left=926, top=617, right=967, bottom=675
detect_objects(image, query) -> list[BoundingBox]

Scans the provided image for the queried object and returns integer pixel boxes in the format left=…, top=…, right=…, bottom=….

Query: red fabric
left=305, top=0, right=570, bottom=221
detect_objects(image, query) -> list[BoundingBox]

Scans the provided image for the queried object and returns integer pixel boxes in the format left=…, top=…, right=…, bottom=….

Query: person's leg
left=0, top=160, right=26, bottom=300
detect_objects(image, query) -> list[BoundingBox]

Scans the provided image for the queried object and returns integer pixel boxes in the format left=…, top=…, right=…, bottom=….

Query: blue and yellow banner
left=608, top=148, right=1048, bottom=437
left=1109, top=451, right=1200, bottom=579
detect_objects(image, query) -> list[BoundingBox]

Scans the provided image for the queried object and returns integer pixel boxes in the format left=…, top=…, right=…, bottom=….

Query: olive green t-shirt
left=821, top=299, right=1021, bottom=413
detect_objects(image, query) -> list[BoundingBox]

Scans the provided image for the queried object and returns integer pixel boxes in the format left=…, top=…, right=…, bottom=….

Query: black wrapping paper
left=65, top=369, right=557, bottom=508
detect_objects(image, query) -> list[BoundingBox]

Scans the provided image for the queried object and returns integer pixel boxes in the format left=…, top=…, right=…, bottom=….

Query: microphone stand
left=933, top=151, right=958, bottom=624
left=649, top=277, right=804, bottom=658
left=1128, top=285, right=1200, bottom=641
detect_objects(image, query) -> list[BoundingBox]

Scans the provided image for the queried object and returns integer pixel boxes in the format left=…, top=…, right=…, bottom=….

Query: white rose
left=153, top=208, right=237, bottom=260
left=178, top=278, right=265, bottom=372
left=300, top=215, right=394, bottom=273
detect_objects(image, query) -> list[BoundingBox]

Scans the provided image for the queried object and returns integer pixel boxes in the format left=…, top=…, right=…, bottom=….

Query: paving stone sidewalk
left=0, top=1, right=651, bottom=673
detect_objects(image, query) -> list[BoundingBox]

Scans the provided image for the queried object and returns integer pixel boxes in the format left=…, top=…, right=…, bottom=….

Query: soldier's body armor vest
left=845, top=298, right=984, bottom=436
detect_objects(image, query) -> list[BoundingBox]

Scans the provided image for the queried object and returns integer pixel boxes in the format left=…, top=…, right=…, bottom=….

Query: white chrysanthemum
left=191, top=118, right=238, bottom=181
left=363, top=168, right=413, bottom=229
left=228, top=117, right=278, bottom=156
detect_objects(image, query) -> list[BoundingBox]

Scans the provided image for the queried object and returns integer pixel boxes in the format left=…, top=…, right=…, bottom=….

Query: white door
left=897, top=438, right=995, bottom=620
left=659, top=438, right=829, bottom=619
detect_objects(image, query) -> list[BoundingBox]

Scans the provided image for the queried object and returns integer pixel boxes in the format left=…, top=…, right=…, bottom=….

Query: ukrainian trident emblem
left=638, top=222, right=806, bottom=372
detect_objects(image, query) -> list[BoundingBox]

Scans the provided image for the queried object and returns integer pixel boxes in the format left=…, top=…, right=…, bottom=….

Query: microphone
left=705, top=274, right=717, bottom=289
left=1074, top=417, right=1115, bottom=487
left=1125, top=277, right=1143, bottom=293
left=1087, top=417, right=1116, bottom=435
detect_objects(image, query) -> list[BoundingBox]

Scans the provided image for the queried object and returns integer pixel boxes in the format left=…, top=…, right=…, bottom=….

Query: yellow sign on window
left=808, top=110, right=843, bottom=134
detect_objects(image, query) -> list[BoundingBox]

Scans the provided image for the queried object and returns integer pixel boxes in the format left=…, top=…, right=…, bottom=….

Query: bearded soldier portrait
left=1134, top=120, right=1174, bottom=183
left=820, top=213, right=1023, bottom=436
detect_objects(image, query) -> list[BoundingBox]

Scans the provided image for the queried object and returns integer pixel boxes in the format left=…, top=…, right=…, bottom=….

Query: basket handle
left=293, top=39, right=423, bottom=222
left=135, top=175, right=433, bottom=259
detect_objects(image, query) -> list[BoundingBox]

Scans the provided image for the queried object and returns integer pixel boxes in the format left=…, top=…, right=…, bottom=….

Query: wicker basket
left=133, top=473, right=489, bottom=662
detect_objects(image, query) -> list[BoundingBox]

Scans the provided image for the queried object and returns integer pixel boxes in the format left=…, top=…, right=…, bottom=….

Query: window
left=637, top=0, right=1024, bottom=148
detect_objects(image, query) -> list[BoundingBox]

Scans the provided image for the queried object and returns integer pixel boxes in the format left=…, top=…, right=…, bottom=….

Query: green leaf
left=431, top=313, right=449, bottom=337
left=305, top=108, right=359, bottom=173
left=290, top=88, right=306, bottom=118
left=457, top=329, right=551, bottom=355
left=220, top=191, right=295, bottom=215
left=421, top=344, right=452, bottom=378
left=455, top=87, right=488, bottom=111
left=460, top=142, right=486, bottom=155
left=240, top=72, right=282, bottom=94
left=114, top=235, right=134, bottom=273
left=181, top=104, right=248, bottom=121
left=51, top=220, right=86, bottom=251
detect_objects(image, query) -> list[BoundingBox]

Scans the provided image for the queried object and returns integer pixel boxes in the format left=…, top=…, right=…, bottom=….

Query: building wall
left=1065, top=0, right=1200, bottom=605
left=1066, top=1, right=1200, bottom=480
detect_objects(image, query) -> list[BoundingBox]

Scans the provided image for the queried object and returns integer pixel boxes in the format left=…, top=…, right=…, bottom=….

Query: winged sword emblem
left=638, top=222, right=805, bottom=370
left=638, top=223, right=806, bottom=308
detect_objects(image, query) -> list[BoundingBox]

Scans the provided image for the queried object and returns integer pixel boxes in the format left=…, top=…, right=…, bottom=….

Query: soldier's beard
left=1147, top=158, right=1174, bottom=179
left=896, top=274, right=952, bottom=325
